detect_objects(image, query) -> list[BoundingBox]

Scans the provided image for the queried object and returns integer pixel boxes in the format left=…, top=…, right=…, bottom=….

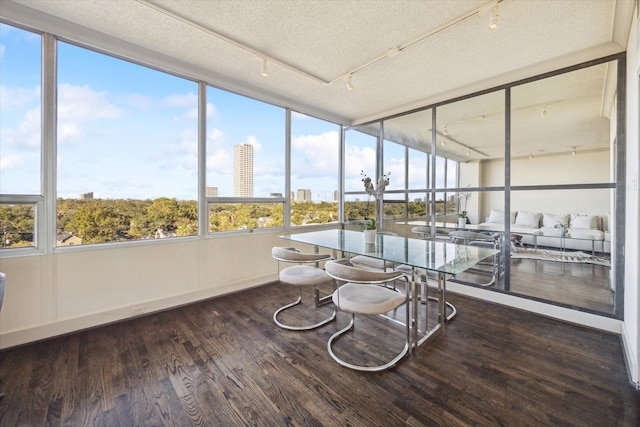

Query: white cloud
left=57, top=83, right=121, bottom=143
left=244, top=135, right=262, bottom=152
left=0, top=85, right=40, bottom=111
left=0, top=154, right=25, bottom=170
left=291, top=131, right=339, bottom=176
left=164, top=92, right=197, bottom=108
left=58, top=83, right=120, bottom=120
left=206, top=148, right=232, bottom=174
left=206, top=102, right=217, bottom=119
left=1, top=106, right=41, bottom=149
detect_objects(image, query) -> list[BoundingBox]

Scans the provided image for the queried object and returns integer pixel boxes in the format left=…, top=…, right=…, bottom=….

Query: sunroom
left=0, top=0, right=638, bottom=389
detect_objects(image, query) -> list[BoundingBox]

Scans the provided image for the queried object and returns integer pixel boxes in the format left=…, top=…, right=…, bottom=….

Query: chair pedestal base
left=273, top=287, right=336, bottom=331
left=327, top=314, right=410, bottom=372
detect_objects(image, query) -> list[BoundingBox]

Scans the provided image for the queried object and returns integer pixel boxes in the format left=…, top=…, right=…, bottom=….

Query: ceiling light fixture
left=489, top=5, right=500, bottom=30
left=572, top=146, right=576, bottom=155
left=467, top=148, right=471, bottom=156
left=346, top=75, right=354, bottom=92
left=261, top=59, right=269, bottom=77
left=443, top=125, right=449, bottom=136
left=541, top=106, right=547, bottom=118
left=141, top=0, right=505, bottom=88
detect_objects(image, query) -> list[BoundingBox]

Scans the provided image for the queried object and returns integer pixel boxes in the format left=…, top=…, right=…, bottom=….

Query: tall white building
left=233, top=143, right=253, bottom=197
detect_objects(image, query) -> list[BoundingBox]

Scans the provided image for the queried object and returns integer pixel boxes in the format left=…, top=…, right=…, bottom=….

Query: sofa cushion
left=567, top=229, right=604, bottom=240
left=486, top=209, right=516, bottom=224
left=514, top=211, right=542, bottom=228
left=542, top=213, right=569, bottom=228
left=570, top=214, right=598, bottom=229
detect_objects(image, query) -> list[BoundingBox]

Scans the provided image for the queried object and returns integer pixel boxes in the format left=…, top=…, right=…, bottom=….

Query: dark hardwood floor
left=0, top=281, right=638, bottom=426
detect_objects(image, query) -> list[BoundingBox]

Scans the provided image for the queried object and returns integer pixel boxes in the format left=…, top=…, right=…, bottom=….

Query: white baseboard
left=447, top=282, right=622, bottom=333
left=621, top=323, right=640, bottom=389
left=0, top=274, right=274, bottom=350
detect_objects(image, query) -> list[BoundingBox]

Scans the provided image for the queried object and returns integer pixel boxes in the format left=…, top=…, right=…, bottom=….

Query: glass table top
left=280, top=229, right=498, bottom=276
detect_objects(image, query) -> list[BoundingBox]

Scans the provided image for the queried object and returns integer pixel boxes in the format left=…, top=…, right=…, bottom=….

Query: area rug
left=510, top=247, right=611, bottom=266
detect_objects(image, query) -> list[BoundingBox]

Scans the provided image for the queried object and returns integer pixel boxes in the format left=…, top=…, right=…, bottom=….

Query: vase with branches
left=360, top=170, right=390, bottom=231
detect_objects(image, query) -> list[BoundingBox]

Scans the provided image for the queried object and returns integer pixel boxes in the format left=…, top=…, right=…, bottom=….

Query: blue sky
left=1, top=23, right=428, bottom=202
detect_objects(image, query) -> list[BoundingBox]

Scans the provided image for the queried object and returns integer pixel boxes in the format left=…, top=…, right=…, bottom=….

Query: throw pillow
left=515, top=211, right=542, bottom=228
left=487, top=209, right=504, bottom=223
left=542, top=213, right=569, bottom=228
left=570, top=214, right=597, bottom=229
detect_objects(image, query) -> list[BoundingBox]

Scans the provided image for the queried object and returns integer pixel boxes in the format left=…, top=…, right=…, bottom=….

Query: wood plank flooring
left=0, top=282, right=638, bottom=426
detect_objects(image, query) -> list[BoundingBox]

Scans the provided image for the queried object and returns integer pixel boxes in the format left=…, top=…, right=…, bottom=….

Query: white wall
left=465, top=150, right=612, bottom=223
left=0, top=232, right=289, bottom=349
left=623, top=3, right=640, bottom=388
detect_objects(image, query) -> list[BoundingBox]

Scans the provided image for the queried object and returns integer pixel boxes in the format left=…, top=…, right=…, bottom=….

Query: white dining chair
left=271, top=247, right=336, bottom=330
left=324, top=259, right=410, bottom=372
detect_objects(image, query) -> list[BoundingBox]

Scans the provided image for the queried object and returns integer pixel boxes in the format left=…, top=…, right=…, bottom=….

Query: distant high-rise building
left=296, top=189, right=312, bottom=201
left=79, top=192, right=93, bottom=199
left=206, top=186, right=218, bottom=197
left=233, top=143, right=253, bottom=197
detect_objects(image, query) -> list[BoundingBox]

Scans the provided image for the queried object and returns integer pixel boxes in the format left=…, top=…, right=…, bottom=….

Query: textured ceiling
left=1, top=0, right=634, bottom=160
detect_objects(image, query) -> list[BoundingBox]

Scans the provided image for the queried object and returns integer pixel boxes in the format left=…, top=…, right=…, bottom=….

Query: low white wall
left=0, top=231, right=286, bottom=349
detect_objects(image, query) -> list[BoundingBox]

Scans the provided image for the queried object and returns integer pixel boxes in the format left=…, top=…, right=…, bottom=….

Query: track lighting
left=346, top=74, right=354, bottom=92
left=261, top=59, right=269, bottom=77
left=443, top=125, right=448, bottom=136
left=572, top=146, right=576, bottom=155
left=467, top=148, right=471, bottom=156
left=489, top=5, right=499, bottom=30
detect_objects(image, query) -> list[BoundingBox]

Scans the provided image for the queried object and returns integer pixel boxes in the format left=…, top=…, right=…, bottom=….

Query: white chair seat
left=280, top=265, right=334, bottom=287
left=333, top=283, right=406, bottom=314
left=272, top=246, right=336, bottom=331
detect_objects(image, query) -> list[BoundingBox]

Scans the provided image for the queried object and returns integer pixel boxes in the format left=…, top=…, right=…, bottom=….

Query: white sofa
left=478, top=209, right=610, bottom=254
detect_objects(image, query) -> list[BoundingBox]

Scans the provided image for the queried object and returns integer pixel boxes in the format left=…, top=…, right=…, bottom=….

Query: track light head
left=261, top=59, right=269, bottom=77
left=346, top=75, right=354, bottom=92
left=489, top=5, right=499, bottom=30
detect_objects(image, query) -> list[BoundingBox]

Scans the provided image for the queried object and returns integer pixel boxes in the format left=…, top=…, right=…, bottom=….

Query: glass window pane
left=511, top=64, right=613, bottom=186
left=345, top=125, right=377, bottom=193
left=290, top=112, right=339, bottom=226
left=206, top=86, right=285, bottom=198
left=56, top=42, right=198, bottom=245
left=209, top=202, right=283, bottom=231
left=0, top=24, right=42, bottom=195
left=0, top=203, right=35, bottom=249
left=383, top=140, right=405, bottom=190
left=508, top=188, right=612, bottom=314
left=437, top=91, right=505, bottom=188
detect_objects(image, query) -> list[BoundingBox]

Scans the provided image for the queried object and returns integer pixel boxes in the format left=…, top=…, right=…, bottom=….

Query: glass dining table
left=280, top=229, right=498, bottom=349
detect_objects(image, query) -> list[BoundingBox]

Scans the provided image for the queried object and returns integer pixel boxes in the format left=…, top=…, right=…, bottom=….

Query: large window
left=0, top=23, right=42, bottom=249
left=206, top=86, right=285, bottom=232
left=290, top=112, right=339, bottom=227
left=344, top=125, right=378, bottom=223
left=56, top=42, right=199, bottom=245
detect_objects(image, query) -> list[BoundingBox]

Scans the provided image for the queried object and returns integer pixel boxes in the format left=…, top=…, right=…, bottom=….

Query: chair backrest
left=272, top=246, right=332, bottom=263
left=377, top=231, right=398, bottom=236
left=0, top=272, right=5, bottom=312
left=325, top=259, right=404, bottom=284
